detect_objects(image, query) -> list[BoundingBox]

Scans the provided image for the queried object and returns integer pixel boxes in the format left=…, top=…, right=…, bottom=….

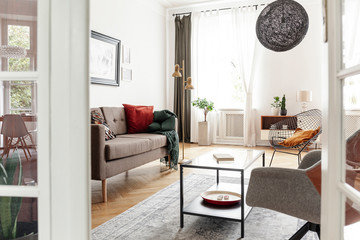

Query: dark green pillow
left=161, top=117, right=175, bottom=131
left=147, top=122, right=161, bottom=132
left=153, top=110, right=172, bottom=122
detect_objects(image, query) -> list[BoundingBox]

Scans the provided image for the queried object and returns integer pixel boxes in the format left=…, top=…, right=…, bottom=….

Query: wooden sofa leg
left=102, top=179, right=107, bottom=203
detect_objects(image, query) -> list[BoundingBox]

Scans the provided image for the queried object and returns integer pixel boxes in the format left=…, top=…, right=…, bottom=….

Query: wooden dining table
left=0, top=115, right=37, bottom=122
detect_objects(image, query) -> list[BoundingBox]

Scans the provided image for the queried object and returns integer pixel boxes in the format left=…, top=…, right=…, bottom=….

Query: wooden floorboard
left=91, top=143, right=304, bottom=229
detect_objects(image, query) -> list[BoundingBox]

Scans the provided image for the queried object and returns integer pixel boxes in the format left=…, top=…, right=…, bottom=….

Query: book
left=213, top=153, right=234, bottom=161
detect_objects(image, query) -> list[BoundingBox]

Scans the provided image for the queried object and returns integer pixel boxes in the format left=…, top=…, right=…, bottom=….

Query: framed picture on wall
left=122, top=45, right=131, bottom=64
left=90, top=31, right=121, bottom=86
left=122, top=67, right=132, bottom=81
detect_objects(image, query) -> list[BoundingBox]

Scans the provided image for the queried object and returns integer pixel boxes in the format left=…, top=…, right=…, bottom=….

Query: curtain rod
left=172, top=3, right=266, bottom=17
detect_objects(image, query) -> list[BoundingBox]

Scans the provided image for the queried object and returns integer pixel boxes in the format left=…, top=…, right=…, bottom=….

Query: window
left=1, top=20, right=37, bottom=114
left=344, top=75, right=360, bottom=110
left=3, top=81, right=37, bottom=114
left=1, top=19, right=37, bottom=72
left=195, top=12, right=247, bottom=110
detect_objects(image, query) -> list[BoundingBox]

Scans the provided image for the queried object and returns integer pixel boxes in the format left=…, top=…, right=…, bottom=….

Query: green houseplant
left=280, top=94, right=287, bottom=116
left=270, top=96, right=281, bottom=115
left=191, top=98, right=214, bottom=122
left=0, top=150, right=23, bottom=240
left=192, top=98, right=215, bottom=146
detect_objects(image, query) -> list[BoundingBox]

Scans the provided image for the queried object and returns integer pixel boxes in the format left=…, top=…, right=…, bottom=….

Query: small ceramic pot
left=280, top=109, right=287, bottom=116
left=271, top=107, right=280, bottom=116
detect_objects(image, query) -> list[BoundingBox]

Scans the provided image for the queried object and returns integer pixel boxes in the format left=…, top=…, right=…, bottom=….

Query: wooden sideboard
left=260, top=115, right=294, bottom=140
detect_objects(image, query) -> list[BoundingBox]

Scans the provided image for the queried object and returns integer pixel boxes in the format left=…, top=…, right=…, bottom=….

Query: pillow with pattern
left=91, top=110, right=115, bottom=141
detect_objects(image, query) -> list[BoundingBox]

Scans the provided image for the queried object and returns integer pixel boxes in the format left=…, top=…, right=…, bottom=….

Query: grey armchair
left=246, top=150, right=322, bottom=239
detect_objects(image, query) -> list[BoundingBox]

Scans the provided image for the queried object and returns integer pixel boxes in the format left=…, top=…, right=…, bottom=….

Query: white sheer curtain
left=191, top=11, right=221, bottom=143
left=231, top=7, right=259, bottom=147
left=190, top=7, right=260, bottom=145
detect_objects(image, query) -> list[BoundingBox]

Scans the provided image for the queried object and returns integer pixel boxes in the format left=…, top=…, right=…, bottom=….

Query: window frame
left=1, top=19, right=38, bottom=72
left=3, top=80, right=37, bottom=114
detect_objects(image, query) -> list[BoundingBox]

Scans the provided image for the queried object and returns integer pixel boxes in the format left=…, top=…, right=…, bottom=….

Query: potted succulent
left=0, top=151, right=38, bottom=240
left=280, top=94, right=287, bottom=116
left=270, top=96, right=281, bottom=115
left=192, top=98, right=215, bottom=145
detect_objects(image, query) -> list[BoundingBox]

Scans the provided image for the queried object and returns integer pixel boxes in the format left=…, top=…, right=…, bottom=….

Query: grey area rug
left=92, top=174, right=318, bottom=240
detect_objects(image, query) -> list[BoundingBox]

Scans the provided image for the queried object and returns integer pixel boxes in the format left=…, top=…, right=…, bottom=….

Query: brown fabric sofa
left=91, top=107, right=176, bottom=202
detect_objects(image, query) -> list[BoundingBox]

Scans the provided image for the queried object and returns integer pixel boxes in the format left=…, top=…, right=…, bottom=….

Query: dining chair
left=1, top=114, right=35, bottom=161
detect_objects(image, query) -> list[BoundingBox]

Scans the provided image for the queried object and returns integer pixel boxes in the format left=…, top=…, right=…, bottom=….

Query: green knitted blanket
left=147, top=110, right=179, bottom=170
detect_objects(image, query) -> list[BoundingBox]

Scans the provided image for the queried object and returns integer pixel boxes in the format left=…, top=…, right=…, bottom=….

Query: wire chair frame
left=268, top=109, right=322, bottom=166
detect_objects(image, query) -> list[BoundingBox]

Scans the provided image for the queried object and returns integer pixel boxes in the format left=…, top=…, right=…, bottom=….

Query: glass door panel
left=344, top=197, right=360, bottom=239
left=0, top=0, right=37, bottom=72
left=0, top=197, right=38, bottom=238
left=0, top=0, right=39, bottom=239
left=342, top=0, right=360, bottom=68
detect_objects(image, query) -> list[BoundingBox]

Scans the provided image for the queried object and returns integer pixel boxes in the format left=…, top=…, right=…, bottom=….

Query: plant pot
left=280, top=109, right=287, bottom=116
left=198, top=121, right=211, bottom=146
left=271, top=107, right=280, bottom=116
left=13, top=233, right=38, bottom=240
left=12, top=222, right=38, bottom=240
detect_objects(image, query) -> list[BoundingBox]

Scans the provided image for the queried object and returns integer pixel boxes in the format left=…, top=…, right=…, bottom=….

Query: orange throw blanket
left=278, top=127, right=320, bottom=147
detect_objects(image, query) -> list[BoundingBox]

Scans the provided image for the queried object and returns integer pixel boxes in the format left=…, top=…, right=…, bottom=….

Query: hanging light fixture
left=256, top=0, right=309, bottom=52
left=0, top=45, right=27, bottom=58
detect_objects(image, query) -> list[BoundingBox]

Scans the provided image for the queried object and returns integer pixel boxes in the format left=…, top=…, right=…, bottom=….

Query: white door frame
left=0, top=0, right=90, bottom=239
left=322, top=0, right=360, bottom=239
left=48, top=0, right=90, bottom=239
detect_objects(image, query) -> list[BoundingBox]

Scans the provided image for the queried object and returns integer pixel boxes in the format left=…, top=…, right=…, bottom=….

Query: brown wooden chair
left=1, top=114, right=35, bottom=161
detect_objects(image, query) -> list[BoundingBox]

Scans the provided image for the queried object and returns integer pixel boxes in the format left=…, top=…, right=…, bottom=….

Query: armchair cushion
left=246, top=166, right=321, bottom=224
left=278, top=127, right=320, bottom=147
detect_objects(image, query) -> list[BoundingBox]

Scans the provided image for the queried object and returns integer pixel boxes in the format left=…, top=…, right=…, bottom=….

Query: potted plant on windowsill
left=192, top=98, right=214, bottom=146
left=270, top=96, right=281, bottom=116
left=0, top=151, right=38, bottom=240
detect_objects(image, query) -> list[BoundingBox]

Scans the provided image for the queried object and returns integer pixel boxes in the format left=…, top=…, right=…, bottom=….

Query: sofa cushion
left=123, top=104, right=154, bottom=134
left=101, top=107, right=127, bottom=135
left=90, top=108, right=115, bottom=141
left=118, top=133, right=167, bottom=150
left=105, top=137, right=152, bottom=161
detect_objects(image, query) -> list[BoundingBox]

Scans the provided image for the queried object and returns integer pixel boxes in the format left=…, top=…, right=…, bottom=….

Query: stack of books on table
left=213, top=153, right=234, bottom=162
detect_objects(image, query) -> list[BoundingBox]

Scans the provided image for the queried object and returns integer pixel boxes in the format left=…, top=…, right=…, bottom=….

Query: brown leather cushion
left=345, top=169, right=360, bottom=225
left=306, top=163, right=321, bottom=194
left=101, top=107, right=127, bottom=135
left=279, top=127, right=320, bottom=147
left=346, top=129, right=360, bottom=168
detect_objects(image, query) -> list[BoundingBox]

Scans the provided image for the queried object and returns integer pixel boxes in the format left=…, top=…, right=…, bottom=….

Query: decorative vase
left=271, top=107, right=280, bottom=116
left=280, top=109, right=287, bottom=116
left=198, top=121, right=211, bottom=146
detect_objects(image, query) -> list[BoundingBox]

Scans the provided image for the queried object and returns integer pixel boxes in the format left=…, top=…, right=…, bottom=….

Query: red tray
left=201, top=190, right=241, bottom=206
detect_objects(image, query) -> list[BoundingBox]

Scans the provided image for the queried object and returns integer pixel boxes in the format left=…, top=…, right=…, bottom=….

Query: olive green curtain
left=174, top=15, right=191, bottom=142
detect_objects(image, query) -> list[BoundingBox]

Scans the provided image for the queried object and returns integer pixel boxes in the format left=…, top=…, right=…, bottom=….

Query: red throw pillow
left=123, top=104, right=154, bottom=134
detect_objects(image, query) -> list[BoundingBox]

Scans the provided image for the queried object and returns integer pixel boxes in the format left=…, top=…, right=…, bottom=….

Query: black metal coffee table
left=180, top=148, right=265, bottom=238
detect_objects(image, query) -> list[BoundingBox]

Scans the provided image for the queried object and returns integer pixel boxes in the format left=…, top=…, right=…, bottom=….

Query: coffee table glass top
left=182, top=148, right=264, bottom=171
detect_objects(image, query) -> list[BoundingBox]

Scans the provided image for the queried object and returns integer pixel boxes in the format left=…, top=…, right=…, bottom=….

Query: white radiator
left=215, top=109, right=244, bottom=145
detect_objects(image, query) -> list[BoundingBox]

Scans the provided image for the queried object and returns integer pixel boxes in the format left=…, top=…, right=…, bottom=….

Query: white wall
left=253, top=1, right=323, bottom=145
left=167, top=0, right=323, bottom=145
left=90, top=0, right=168, bottom=110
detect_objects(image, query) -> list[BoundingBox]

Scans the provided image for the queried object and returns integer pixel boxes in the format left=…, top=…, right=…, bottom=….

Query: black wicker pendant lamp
left=256, top=0, right=309, bottom=52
